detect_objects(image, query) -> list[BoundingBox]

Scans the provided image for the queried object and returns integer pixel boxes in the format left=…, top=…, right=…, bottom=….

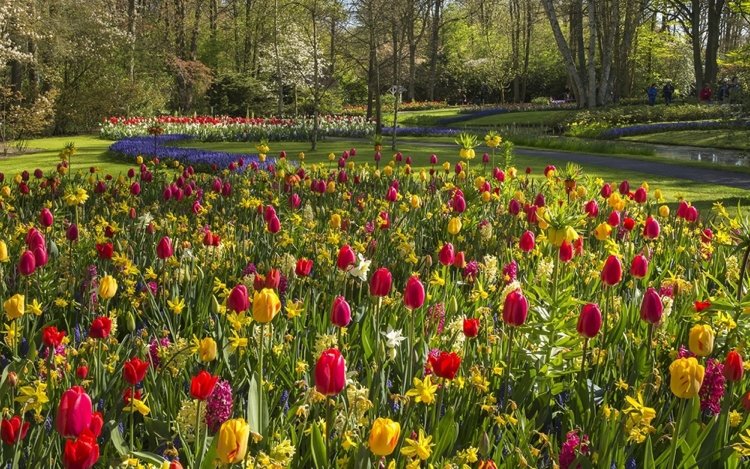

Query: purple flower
left=699, top=358, right=725, bottom=415
left=463, top=260, right=479, bottom=281
left=205, top=380, right=233, bottom=434
left=502, top=261, right=517, bottom=284
left=560, top=430, right=589, bottom=469
left=149, top=337, right=170, bottom=368
left=425, top=303, right=445, bottom=335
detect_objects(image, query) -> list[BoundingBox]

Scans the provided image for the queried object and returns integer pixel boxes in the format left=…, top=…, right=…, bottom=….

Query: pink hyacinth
left=205, top=380, right=233, bottom=434
left=425, top=303, right=445, bottom=336
left=503, top=261, right=517, bottom=284
left=699, top=358, right=725, bottom=415
left=559, top=430, right=589, bottom=469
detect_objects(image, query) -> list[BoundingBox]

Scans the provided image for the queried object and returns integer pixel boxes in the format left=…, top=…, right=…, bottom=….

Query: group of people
left=648, top=77, right=742, bottom=105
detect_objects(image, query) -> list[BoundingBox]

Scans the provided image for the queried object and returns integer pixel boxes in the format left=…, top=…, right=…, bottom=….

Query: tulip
left=295, top=258, right=313, bottom=276
left=56, top=386, right=95, bottom=440
left=594, top=222, right=611, bottom=241
left=199, top=337, right=217, bottom=362
left=62, top=429, right=99, bottom=469
left=463, top=318, right=480, bottom=337
left=315, top=348, right=346, bottom=396
left=619, top=180, right=630, bottom=195
left=439, top=243, right=455, bottom=266
left=404, top=276, right=425, bottom=310
left=502, top=290, right=529, bottom=326
left=1, top=416, right=29, bottom=445
left=191, top=370, right=220, bottom=400
left=98, top=275, right=118, bottom=299
left=600, top=183, right=612, bottom=198
left=669, top=357, right=705, bottom=399
left=96, top=243, right=113, bottom=259
left=508, top=198, right=520, bottom=215
left=685, top=206, right=698, bottom=222
left=526, top=205, right=538, bottom=224
left=123, top=357, right=149, bottom=385
left=577, top=303, right=602, bottom=339
left=337, top=245, right=356, bottom=271
left=265, top=269, right=281, bottom=289
left=216, top=419, right=250, bottom=464
left=156, top=236, right=173, bottom=259
left=600, top=255, right=622, bottom=286
left=0, top=241, right=8, bottom=262
left=534, top=193, right=545, bottom=207
left=66, top=224, right=79, bottom=242
left=723, top=351, right=744, bottom=382
left=659, top=205, right=670, bottom=217
left=637, top=288, right=663, bottom=324
left=607, top=211, right=620, bottom=227
left=630, top=255, right=649, bottom=279
left=43, top=326, right=66, bottom=348
left=252, top=288, right=281, bottom=323
left=369, top=267, right=392, bottom=297
left=452, top=194, right=466, bottom=213
left=448, top=217, right=462, bottom=235
left=267, top=215, right=281, bottom=233
left=584, top=200, right=599, bottom=217
left=19, top=250, right=35, bottom=276
left=130, top=181, right=140, bottom=195
left=3, top=293, right=24, bottom=320
left=623, top=218, right=635, bottom=231
left=559, top=239, right=573, bottom=263
left=369, top=418, right=401, bottom=456
left=519, top=231, right=535, bottom=252
left=40, top=208, right=54, bottom=227
left=428, top=351, right=461, bottom=380
left=643, top=216, right=660, bottom=240
left=331, top=296, right=351, bottom=327
left=76, top=366, right=89, bottom=379
left=743, top=391, right=750, bottom=412
left=385, top=186, right=398, bottom=202
left=688, top=324, right=715, bottom=357
left=33, top=246, right=48, bottom=268
left=89, top=316, right=112, bottom=339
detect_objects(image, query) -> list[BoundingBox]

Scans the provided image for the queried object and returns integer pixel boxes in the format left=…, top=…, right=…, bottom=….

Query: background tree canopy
left=2, top=0, right=750, bottom=134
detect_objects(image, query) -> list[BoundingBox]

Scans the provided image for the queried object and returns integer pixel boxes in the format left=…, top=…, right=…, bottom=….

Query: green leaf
left=432, top=407, right=458, bottom=461
left=246, top=373, right=261, bottom=434
left=107, top=420, right=129, bottom=456
left=133, top=451, right=166, bottom=466
left=644, top=436, right=655, bottom=468
left=311, top=421, right=327, bottom=469
left=199, top=437, right=219, bottom=469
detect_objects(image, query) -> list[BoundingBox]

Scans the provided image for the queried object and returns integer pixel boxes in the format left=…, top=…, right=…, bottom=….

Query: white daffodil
left=348, top=253, right=371, bottom=282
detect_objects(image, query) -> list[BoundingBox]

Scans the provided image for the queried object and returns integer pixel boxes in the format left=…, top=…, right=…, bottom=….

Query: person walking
left=662, top=80, right=674, bottom=105
left=700, top=83, right=712, bottom=102
left=647, top=84, right=658, bottom=106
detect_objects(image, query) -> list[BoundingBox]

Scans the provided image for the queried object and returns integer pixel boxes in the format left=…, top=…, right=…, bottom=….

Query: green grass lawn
left=2, top=135, right=746, bottom=216
left=383, top=107, right=463, bottom=127
left=623, top=129, right=750, bottom=151
left=459, top=110, right=576, bottom=127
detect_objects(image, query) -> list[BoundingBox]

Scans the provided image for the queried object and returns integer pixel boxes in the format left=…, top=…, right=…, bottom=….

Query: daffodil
left=400, top=428, right=434, bottom=460
left=14, top=382, right=49, bottom=414
left=406, top=375, right=438, bottom=405
left=124, top=395, right=151, bottom=416
left=229, top=330, right=248, bottom=354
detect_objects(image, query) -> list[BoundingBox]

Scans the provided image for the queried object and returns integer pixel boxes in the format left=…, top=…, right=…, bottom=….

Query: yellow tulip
left=328, top=153, right=335, bottom=161
left=410, top=195, right=420, bottom=208
left=326, top=182, right=336, bottom=193
left=329, top=214, right=342, bottom=230
left=3, top=293, right=24, bottom=320
left=217, top=418, right=250, bottom=464
left=369, top=418, right=401, bottom=456
left=474, top=177, right=485, bottom=190
left=419, top=169, right=426, bottom=181
left=577, top=186, right=587, bottom=198
left=299, top=152, right=305, bottom=160
left=136, top=156, right=143, bottom=165
left=442, top=162, right=450, bottom=172
left=659, top=205, right=670, bottom=217
left=513, top=190, right=525, bottom=203
left=448, top=217, right=462, bottom=236
left=654, top=189, right=662, bottom=200
left=481, top=191, right=491, bottom=203
left=253, top=288, right=281, bottom=323
left=538, top=219, right=549, bottom=230
left=0, top=241, right=8, bottom=262
left=607, top=193, right=621, bottom=209
left=688, top=324, right=715, bottom=357
left=199, top=337, right=217, bottom=362
left=669, top=357, right=705, bottom=399
left=347, top=161, right=354, bottom=171
left=383, top=166, right=393, bottom=177
left=1, top=186, right=10, bottom=197
left=507, top=167, right=517, bottom=178
left=98, top=275, right=118, bottom=299
left=594, top=222, right=612, bottom=241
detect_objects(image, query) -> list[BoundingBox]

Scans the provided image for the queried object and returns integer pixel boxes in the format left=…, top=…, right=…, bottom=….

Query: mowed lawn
left=460, top=109, right=576, bottom=127
left=1, top=135, right=747, bottom=216
left=623, top=129, right=750, bottom=151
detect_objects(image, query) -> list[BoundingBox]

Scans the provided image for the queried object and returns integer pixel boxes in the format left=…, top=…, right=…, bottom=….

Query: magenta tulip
left=370, top=268, right=392, bottom=297
left=600, top=255, right=622, bottom=286
left=40, top=208, right=54, bottom=227
left=439, top=243, right=455, bottom=266
left=403, top=276, right=425, bottom=310
left=56, top=386, right=93, bottom=439
left=315, top=348, right=346, bottom=396
left=577, top=303, right=602, bottom=338
left=156, top=237, right=173, bottom=259
left=19, top=251, right=36, bottom=276
left=331, top=296, right=351, bottom=327
left=227, top=285, right=250, bottom=313
left=643, top=216, right=660, bottom=240
left=502, top=290, right=529, bottom=326
left=630, top=255, right=648, bottom=279
left=639, top=288, right=663, bottom=324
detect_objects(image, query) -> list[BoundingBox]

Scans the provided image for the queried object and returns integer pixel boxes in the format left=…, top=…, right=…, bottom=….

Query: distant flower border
left=599, top=120, right=750, bottom=139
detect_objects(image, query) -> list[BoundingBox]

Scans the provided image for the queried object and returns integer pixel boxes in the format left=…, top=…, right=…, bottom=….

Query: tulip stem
left=720, top=381, right=734, bottom=455
left=580, top=338, right=589, bottom=377
left=503, top=327, right=515, bottom=408
left=374, top=297, right=382, bottom=361
left=667, top=398, right=687, bottom=469
left=129, top=384, right=136, bottom=456
left=195, top=399, right=202, bottom=462
left=325, top=397, right=332, bottom=460
left=258, top=322, right=265, bottom=437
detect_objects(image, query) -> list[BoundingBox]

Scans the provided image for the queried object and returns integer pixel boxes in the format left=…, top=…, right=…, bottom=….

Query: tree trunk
left=540, top=0, right=587, bottom=108
left=691, top=0, right=703, bottom=88
left=597, top=0, right=618, bottom=105
left=704, top=0, right=726, bottom=87
left=128, top=0, right=137, bottom=81
left=311, top=0, right=320, bottom=150
left=427, top=0, right=442, bottom=101
left=28, top=39, right=38, bottom=96
left=510, top=0, right=521, bottom=102
left=587, top=0, right=596, bottom=108
left=520, top=0, right=532, bottom=102
left=573, top=0, right=587, bottom=91
left=190, top=0, right=203, bottom=61
left=274, top=0, right=283, bottom=117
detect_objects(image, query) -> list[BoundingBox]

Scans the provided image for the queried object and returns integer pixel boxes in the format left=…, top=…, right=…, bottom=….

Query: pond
left=624, top=142, right=750, bottom=167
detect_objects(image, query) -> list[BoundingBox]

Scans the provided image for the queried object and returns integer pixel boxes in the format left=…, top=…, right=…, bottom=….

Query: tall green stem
left=503, top=327, right=515, bottom=407
left=667, top=398, right=687, bottom=469
left=129, top=384, right=136, bottom=456
left=258, top=323, right=265, bottom=436
left=195, top=400, right=202, bottom=460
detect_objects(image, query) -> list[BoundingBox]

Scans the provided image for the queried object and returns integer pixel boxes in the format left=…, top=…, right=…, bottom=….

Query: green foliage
left=206, top=73, right=273, bottom=117
left=566, top=104, right=733, bottom=128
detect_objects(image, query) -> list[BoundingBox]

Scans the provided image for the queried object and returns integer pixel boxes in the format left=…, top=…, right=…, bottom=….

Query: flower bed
left=100, top=116, right=376, bottom=141
left=0, top=142, right=748, bottom=469
left=599, top=120, right=750, bottom=139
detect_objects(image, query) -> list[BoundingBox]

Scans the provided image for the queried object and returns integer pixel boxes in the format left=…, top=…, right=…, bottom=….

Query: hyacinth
left=205, top=379, right=233, bottom=434
left=502, top=261, right=517, bottom=284
left=279, top=273, right=288, bottom=297
left=149, top=337, right=170, bottom=368
left=463, top=260, right=479, bottom=281
left=243, top=262, right=257, bottom=277
left=699, top=358, right=724, bottom=415
left=677, top=346, right=696, bottom=359
left=659, top=285, right=674, bottom=299
left=425, top=303, right=445, bottom=335
left=559, top=430, right=589, bottom=469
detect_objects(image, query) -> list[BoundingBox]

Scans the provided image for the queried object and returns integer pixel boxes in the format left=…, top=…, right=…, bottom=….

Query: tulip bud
left=723, top=351, right=744, bottom=382
left=643, top=216, right=660, bottom=240
left=156, top=237, right=173, bottom=259
left=77, top=366, right=89, bottom=379
left=40, top=208, right=54, bottom=227
left=600, top=255, right=622, bottom=286
left=315, top=348, right=346, bottom=396
left=403, top=276, right=425, bottom=310
left=584, top=200, right=599, bottom=218
left=227, top=285, right=250, bottom=313
left=331, top=296, right=351, bottom=327
left=577, top=303, right=602, bottom=338
left=630, top=255, right=649, bottom=279
left=688, top=324, right=714, bottom=357
left=447, top=295, right=459, bottom=315
left=502, top=290, right=528, bottom=326
left=559, top=240, right=573, bottom=263
left=19, top=251, right=36, bottom=276
left=634, top=187, right=647, bottom=203
left=454, top=252, right=466, bottom=269
left=519, top=231, right=535, bottom=252
left=619, top=180, right=630, bottom=195
left=370, top=268, right=392, bottom=297
left=439, top=243, right=455, bottom=266
left=463, top=318, right=480, bottom=338
left=639, top=288, right=663, bottom=324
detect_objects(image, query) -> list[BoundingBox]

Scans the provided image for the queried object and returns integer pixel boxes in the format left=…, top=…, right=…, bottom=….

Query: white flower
left=382, top=326, right=406, bottom=350
left=348, top=253, right=371, bottom=282
left=137, top=212, right=153, bottom=229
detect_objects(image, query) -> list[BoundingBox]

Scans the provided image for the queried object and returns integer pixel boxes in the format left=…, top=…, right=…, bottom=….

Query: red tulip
left=66, top=224, right=79, bottom=242
left=439, top=243, right=455, bottom=266
left=600, top=255, right=622, bottom=286
left=676, top=201, right=689, bottom=219
left=337, top=245, right=356, bottom=271
left=508, top=199, right=520, bottom=215
left=63, top=429, right=99, bottom=469
left=519, top=231, right=535, bottom=252
left=639, top=288, right=663, bottom=324
left=104, top=226, right=115, bottom=238
left=694, top=300, right=711, bottom=312
left=56, top=386, right=93, bottom=439
left=264, top=206, right=277, bottom=223
left=584, top=200, right=599, bottom=218
left=742, top=391, right=750, bottom=412
left=600, top=183, right=612, bottom=198
left=295, top=258, right=313, bottom=276
left=643, top=216, right=660, bottom=240
left=315, top=348, right=346, bottom=396
left=454, top=251, right=466, bottom=268
left=370, top=268, right=392, bottom=297
left=267, top=215, right=281, bottom=233
left=463, top=318, right=480, bottom=338
left=502, top=290, right=529, bottom=326
left=77, top=366, right=89, bottom=379
left=630, top=255, right=648, bottom=279
left=577, top=304, right=602, bottom=338
left=1, top=416, right=29, bottom=445
left=40, top=208, right=54, bottom=227
left=253, top=274, right=266, bottom=292
left=573, top=237, right=584, bottom=256
left=403, top=276, right=425, bottom=310
left=96, top=243, right=113, bottom=259
left=634, top=187, right=647, bottom=203
left=724, top=351, right=744, bottom=382
left=526, top=205, right=538, bottom=224
left=685, top=206, right=698, bottom=222
left=190, top=370, right=220, bottom=400
left=623, top=218, right=635, bottom=231
left=122, top=357, right=149, bottom=385
left=428, top=351, right=461, bottom=380
left=607, top=211, right=620, bottom=227
left=385, top=187, right=398, bottom=202
left=559, top=240, right=573, bottom=263
left=89, top=316, right=112, bottom=339
left=265, top=269, right=281, bottom=289
left=701, top=229, right=713, bottom=244
left=619, top=180, right=630, bottom=195
left=26, top=229, right=45, bottom=251
left=130, top=182, right=140, bottom=195
left=122, top=388, right=143, bottom=405
left=534, top=194, right=546, bottom=207
left=33, top=246, right=48, bottom=268
left=156, top=236, right=173, bottom=259
left=544, top=165, right=556, bottom=177
left=331, top=296, right=351, bottom=327
left=227, top=285, right=250, bottom=313
left=43, top=326, right=66, bottom=348
left=18, top=250, right=35, bottom=276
